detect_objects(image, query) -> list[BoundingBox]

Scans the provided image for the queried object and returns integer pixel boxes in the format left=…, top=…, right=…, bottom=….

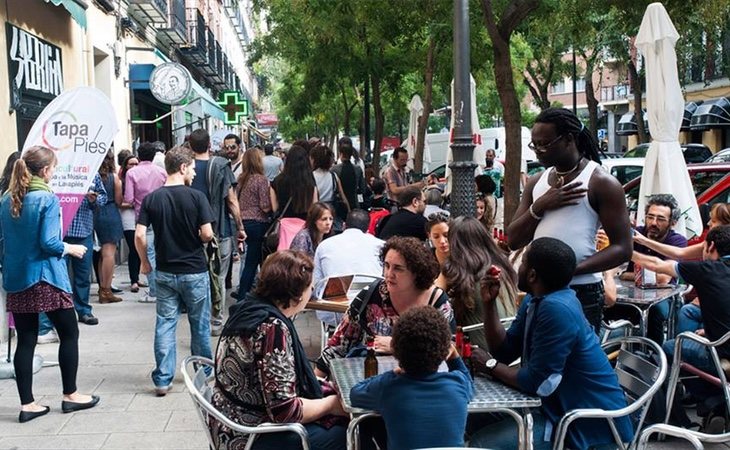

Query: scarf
left=222, top=293, right=322, bottom=399
left=28, top=176, right=52, bottom=193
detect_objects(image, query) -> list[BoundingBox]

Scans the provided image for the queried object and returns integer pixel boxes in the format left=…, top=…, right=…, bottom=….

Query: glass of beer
left=595, top=229, right=610, bottom=251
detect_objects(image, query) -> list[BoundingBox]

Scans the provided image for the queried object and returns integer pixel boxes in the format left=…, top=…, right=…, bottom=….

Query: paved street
left=0, top=262, right=727, bottom=449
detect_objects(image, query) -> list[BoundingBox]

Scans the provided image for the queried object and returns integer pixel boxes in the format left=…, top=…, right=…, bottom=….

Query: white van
left=481, top=126, right=535, bottom=163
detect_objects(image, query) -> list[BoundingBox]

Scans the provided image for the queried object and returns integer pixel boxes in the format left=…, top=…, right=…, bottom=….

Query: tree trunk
left=481, top=0, right=539, bottom=227
left=415, top=35, right=436, bottom=174
left=628, top=60, right=648, bottom=143
left=372, top=74, right=384, bottom=176
left=523, top=66, right=551, bottom=110
left=583, top=56, right=600, bottom=143
left=340, top=84, right=352, bottom=136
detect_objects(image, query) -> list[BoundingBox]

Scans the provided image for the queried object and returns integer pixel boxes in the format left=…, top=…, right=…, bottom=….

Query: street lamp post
left=450, top=0, right=477, bottom=218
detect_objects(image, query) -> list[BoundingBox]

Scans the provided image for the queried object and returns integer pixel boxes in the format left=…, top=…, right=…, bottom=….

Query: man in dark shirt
left=638, top=225, right=730, bottom=400
left=135, top=146, right=215, bottom=397
left=618, top=194, right=687, bottom=343
left=376, top=185, right=428, bottom=241
left=189, top=129, right=245, bottom=336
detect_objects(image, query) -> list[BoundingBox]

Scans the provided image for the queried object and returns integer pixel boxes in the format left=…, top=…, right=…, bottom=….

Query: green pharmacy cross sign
left=217, top=91, right=249, bottom=125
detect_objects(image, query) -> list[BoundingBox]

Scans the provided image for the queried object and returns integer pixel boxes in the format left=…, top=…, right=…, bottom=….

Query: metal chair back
left=637, top=422, right=730, bottom=450
left=552, top=336, right=668, bottom=450
left=181, top=356, right=310, bottom=450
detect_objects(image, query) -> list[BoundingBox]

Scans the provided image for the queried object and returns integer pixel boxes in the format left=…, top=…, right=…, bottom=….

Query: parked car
left=624, top=162, right=730, bottom=243
left=704, top=148, right=730, bottom=164
left=624, top=143, right=712, bottom=164
left=600, top=157, right=644, bottom=186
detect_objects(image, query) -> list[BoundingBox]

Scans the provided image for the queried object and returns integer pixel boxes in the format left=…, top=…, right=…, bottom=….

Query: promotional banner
left=22, top=87, right=119, bottom=235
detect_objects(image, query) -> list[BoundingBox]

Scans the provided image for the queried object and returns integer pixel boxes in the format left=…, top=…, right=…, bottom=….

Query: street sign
left=217, top=91, right=249, bottom=125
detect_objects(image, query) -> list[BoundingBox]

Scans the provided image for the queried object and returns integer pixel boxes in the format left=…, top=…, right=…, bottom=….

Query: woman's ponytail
left=8, top=158, right=31, bottom=218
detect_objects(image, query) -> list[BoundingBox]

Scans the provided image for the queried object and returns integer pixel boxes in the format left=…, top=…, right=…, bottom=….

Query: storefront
left=689, top=97, right=730, bottom=152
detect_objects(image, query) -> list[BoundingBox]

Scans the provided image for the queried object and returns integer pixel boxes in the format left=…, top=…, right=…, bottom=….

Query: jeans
left=677, top=303, right=703, bottom=334
left=216, top=236, right=234, bottom=318
left=146, top=228, right=157, bottom=297
left=64, top=234, right=94, bottom=317
left=124, top=229, right=141, bottom=285
left=571, top=282, right=604, bottom=335
left=648, top=298, right=670, bottom=345
left=152, top=271, right=212, bottom=388
left=239, top=220, right=268, bottom=300
left=38, top=312, right=53, bottom=336
left=663, top=336, right=719, bottom=399
left=469, top=411, right=618, bottom=450
left=251, top=423, right=346, bottom=450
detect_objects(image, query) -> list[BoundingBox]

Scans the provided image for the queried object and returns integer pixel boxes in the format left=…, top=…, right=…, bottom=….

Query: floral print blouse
left=210, top=318, right=302, bottom=450
left=315, top=281, right=455, bottom=374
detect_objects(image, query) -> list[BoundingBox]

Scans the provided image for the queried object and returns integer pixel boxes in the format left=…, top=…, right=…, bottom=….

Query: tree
left=480, top=0, right=540, bottom=227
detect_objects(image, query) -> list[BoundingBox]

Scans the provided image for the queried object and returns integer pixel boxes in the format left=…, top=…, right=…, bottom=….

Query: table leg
left=640, top=308, right=649, bottom=337
left=493, top=408, right=527, bottom=450
left=346, top=412, right=380, bottom=450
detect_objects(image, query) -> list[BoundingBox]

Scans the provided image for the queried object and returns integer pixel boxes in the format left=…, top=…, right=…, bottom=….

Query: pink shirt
left=124, top=161, right=167, bottom=219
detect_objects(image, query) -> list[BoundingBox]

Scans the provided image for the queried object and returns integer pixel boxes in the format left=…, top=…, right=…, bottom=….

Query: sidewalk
left=0, top=263, right=727, bottom=449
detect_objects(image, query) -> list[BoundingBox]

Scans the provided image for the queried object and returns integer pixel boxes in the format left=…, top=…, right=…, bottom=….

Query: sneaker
left=138, top=294, right=156, bottom=303
left=37, top=330, right=59, bottom=344
left=704, top=413, right=727, bottom=434
left=211, top=318, right=224, bottom=336
left=154, top=384, right=172, bottom=397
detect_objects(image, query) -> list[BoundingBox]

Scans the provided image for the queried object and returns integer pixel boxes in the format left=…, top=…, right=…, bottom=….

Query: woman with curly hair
left=351, top=306, right=472, bottom=449
left=316, top=236, right=455, bottom=377
left=443, top=216, right=518, bottom=351
left=212, top=250, right=347, bottom=450
left=290, top=202, right=334, bottom=258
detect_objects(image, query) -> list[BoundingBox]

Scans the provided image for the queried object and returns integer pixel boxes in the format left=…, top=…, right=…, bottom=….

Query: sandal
left=138, top=281, right=149, bottom=288
left=131, top=283, right=139, bottom=293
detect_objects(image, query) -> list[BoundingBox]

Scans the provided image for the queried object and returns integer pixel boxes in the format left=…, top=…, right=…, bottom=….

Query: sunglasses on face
left=224, top=144, right=238, bottom=150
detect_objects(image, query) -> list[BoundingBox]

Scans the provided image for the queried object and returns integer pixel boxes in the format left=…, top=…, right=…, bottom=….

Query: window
left=551, top=79, right=566, bottom=94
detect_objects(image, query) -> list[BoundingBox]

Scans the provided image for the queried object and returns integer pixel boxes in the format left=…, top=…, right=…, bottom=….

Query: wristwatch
left=485, top=358, right=498, bottom=374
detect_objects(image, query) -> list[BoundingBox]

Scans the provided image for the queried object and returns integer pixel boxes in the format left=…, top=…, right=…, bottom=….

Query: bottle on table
left=462, top=335, right=474, bottom=379
left=364, top=336, right=378, bottom=378
left=455, top=326, right=464, bottom=356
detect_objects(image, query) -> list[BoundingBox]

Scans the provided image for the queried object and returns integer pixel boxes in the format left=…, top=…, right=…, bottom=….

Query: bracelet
left=528, top=204, right=543, bottom=221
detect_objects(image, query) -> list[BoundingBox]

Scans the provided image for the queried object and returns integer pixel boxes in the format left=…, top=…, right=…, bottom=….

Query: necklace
left=554, top=157, right=583, bottom=184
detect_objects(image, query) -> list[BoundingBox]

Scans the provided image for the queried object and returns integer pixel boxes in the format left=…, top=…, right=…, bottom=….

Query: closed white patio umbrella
left=402, top=94, right=432, bottom=172
left=635, top=2, right=701, bottom=238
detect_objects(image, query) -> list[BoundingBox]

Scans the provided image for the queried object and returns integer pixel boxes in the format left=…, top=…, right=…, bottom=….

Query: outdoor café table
left=306, top=297, right=350, bottom=314
left=614, top=278, right=685, bottom=338
left=329, top=356, right=541, bottom=450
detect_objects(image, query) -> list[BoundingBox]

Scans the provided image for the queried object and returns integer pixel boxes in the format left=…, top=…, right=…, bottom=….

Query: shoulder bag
left=262, top=197, right=292, bottom=259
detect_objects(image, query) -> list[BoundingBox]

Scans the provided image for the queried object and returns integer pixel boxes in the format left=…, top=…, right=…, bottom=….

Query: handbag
left=262, top=197, right=292, bottom=259
left=330, top=172, right=349, bottom=221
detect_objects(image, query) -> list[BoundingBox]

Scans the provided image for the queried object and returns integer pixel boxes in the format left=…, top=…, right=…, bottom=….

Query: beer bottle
left=364, top=336, right=378, bottom=378
left=455, top=326, right=464, bottom=356
left=463, top=335, right=474, bottom=378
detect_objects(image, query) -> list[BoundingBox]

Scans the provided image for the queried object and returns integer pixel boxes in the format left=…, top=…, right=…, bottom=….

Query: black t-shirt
left=138, top=185, right=214, bottom=274
left=678, top=260, right=730, bottom=358
left=190, top=159, right=210, bottom=200
left=377, top=209, right=427, bottom=241
left=271, top=174, right=309, bottom=219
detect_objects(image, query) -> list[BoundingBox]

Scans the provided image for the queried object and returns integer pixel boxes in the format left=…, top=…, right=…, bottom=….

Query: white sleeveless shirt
left=532, top=160, right=601, bottom=285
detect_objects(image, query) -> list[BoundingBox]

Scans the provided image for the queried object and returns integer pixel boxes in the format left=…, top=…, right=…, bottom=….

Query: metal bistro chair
left=637, top=423, right=727, bottom=450
left=552, top=336, right=668, bottom=450
left=181, top=356, right=310, bottom=450
left=664, top=330, right=730, bottom=432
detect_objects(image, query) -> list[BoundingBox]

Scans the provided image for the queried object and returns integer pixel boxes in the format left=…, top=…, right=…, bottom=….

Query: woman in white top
left=310, top=145, right=349, bottom=222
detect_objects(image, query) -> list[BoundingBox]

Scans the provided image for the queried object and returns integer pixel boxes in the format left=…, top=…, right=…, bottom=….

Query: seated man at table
left=350, top=306, right=473, bottom=450
left=615, top=193, right=687, bottom=344
left=633, top=225, right=730, bottom=404
left=470, top=237, right=632, bottom=450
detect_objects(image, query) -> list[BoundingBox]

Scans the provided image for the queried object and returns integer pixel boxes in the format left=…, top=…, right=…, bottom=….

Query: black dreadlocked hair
left=534, top=108, right=602, bottom=164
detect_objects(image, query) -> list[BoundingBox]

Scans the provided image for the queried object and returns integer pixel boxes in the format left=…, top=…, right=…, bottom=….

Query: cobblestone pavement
left=0, top=263, right=727, bottom=449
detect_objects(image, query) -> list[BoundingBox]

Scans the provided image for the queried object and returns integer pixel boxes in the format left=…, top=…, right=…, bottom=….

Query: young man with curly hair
left=350, top=306, right=473, bottom=449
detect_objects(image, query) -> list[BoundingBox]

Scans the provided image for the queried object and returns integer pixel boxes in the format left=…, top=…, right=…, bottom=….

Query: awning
left=616, top=111, right=650, bottom=136
left=681, top=101, right=703, bottom=131
left=129, top=64, right=225, bottom=122
left=690, top=97, right=730, bottom=131
left=44, top=0, right=88, bottom=29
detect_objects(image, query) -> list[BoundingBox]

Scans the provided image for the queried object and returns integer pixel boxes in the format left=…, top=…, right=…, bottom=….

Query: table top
left=306, top=297, right=350, bottom=313
left=615, top=279, right=684, bottom=306
left=330, top=356, right=541, bottom=414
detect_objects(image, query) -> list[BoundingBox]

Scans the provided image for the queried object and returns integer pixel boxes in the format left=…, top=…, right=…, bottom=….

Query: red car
left=624, top=162, right=730, bottom=244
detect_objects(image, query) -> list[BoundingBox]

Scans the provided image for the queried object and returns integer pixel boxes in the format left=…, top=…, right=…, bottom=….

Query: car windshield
left=624, top=144, right=649, bottom=158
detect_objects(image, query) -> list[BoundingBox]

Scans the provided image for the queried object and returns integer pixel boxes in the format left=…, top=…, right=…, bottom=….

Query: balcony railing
left=158, top=0, right=187, bottom=45
left=129, top=0, right=168, bottom=24
left=179, top=8, right=207, bottom=64
left=601, top=84, right=631, bottom=102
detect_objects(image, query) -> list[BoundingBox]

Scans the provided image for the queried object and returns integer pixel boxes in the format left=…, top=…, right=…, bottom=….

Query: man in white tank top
left=507, top=108, right=633, bottom=333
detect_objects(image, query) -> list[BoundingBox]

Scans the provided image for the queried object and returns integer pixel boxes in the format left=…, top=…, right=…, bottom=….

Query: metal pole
left=572, top=48, right=577, bottom=114
left=450, top=0, right=476, bottom=218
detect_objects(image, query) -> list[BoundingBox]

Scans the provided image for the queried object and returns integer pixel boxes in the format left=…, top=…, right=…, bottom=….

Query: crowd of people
left=2, top=106, right=729, bottom=448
